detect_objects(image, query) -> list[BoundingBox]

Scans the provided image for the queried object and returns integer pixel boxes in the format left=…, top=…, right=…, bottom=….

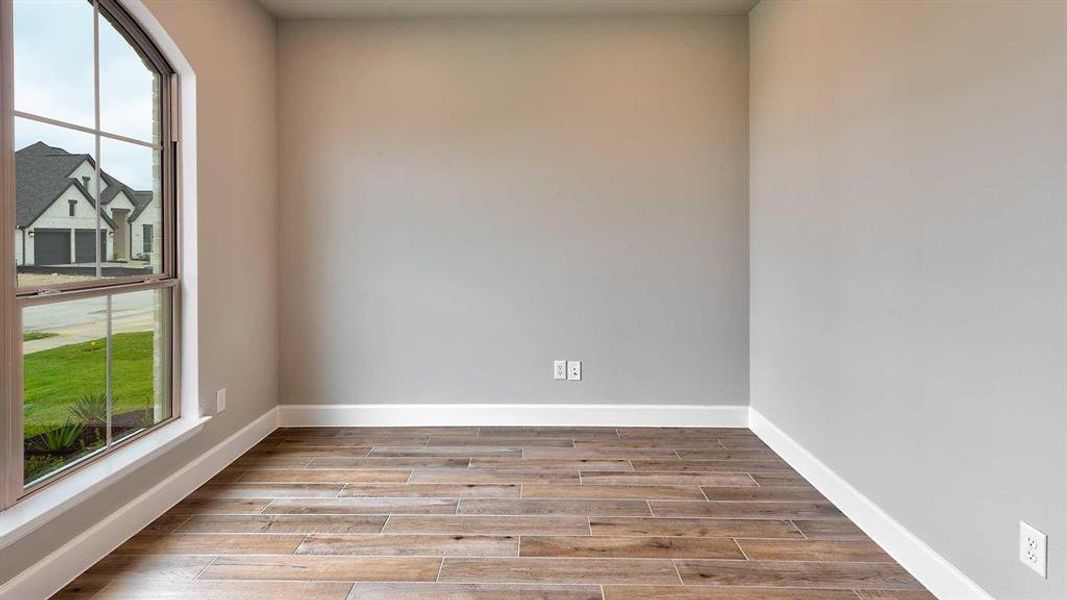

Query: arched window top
left=14, top=0, right=173, bottom=139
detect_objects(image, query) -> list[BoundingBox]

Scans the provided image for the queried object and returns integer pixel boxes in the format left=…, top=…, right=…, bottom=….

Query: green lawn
left=23, top=331, right=58, bottom=342
left=23, top=331, right=157, bottom=437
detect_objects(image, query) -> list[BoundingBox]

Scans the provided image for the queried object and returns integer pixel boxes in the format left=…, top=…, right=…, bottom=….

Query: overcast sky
left=13, top=0, right=159, bottom=190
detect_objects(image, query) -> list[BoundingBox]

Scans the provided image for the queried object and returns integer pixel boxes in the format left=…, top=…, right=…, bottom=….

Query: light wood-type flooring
left=52, top=426, right=933, bottom=600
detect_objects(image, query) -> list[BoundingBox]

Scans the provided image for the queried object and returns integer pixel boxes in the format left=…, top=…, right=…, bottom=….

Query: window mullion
left=92, top=0, right=102, bottom=281
left=105, top=295, right=113, bottom=450
left=10, top=111, right=157, bottom=150
left=93, top=1, right=111, bottom=455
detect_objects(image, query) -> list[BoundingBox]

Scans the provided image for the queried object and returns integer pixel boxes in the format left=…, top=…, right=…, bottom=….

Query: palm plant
left=68, top=392, right=108, bottom=426
left=33, top=420, right=85, bottom=453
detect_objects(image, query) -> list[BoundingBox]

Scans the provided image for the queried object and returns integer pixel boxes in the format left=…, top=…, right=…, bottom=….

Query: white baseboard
left=278, top=403, right=750, bottom=428
left=748, top=408, right=994, bottom=600
left=0, top=407, right=279, bottom=600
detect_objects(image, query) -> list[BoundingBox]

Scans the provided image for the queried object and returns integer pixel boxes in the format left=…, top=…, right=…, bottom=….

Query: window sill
left=0, top=415, right=209, bottom=549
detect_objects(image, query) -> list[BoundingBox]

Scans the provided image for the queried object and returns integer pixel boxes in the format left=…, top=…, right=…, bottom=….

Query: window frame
left=0, top=0, right=182, bottom=509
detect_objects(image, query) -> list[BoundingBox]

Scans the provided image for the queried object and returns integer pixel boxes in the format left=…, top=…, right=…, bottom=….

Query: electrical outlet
left=1020, top=521, right=1047, bottom=578
left=567, top=360, right=581, bottom=381
left=216, top=388, right=227, bottom=413
left=553, top=361, right=567, bottom=380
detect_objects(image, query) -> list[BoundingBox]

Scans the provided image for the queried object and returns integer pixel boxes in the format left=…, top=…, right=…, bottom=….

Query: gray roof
left=129, top=190, right=155, bottom=222
left=15, top=141, right=154, bottom=229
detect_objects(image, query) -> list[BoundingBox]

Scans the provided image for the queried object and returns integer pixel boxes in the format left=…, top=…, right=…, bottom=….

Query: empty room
left=0, top=0, right=1063, bottom=599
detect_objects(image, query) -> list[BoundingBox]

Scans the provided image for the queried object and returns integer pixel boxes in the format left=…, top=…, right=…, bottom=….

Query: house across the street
left=15, top=141, right=160, bottom=270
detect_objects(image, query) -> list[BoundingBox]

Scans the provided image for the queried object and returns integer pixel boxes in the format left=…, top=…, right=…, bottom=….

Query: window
left=1, top=0, right=179, bottom=504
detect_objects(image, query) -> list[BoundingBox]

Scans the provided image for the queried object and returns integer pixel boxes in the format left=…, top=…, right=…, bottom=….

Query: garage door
left=74, top=229, right=106, bottom=264
left=33, top=229, right=70, bottom=265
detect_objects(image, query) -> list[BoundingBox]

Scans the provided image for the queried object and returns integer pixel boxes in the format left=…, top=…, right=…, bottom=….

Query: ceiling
left=257, top=0, right=759, bottom=19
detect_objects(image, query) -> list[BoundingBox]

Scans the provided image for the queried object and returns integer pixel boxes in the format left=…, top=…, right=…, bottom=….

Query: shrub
left=136, top=411, right=156, bottom=430
left=68, top=392, right=108, bottom=426
left=33, top=420, right=85, bottom=453
left=24, top=454, right=65, bottom=483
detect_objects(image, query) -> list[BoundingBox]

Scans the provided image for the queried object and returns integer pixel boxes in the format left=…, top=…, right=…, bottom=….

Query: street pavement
left=22, top=292, right=161, bottom=354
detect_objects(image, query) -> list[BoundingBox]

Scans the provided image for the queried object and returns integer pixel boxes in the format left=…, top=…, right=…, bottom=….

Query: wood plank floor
left=52, top=427, right=934, bottom=600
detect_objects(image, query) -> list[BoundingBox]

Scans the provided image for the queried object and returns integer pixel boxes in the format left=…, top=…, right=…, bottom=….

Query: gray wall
left=278, top=16, right=749, bottom=407
left=0, top=0, right=279, bottom=585
left=748, top=1, right=1066, bottom=599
